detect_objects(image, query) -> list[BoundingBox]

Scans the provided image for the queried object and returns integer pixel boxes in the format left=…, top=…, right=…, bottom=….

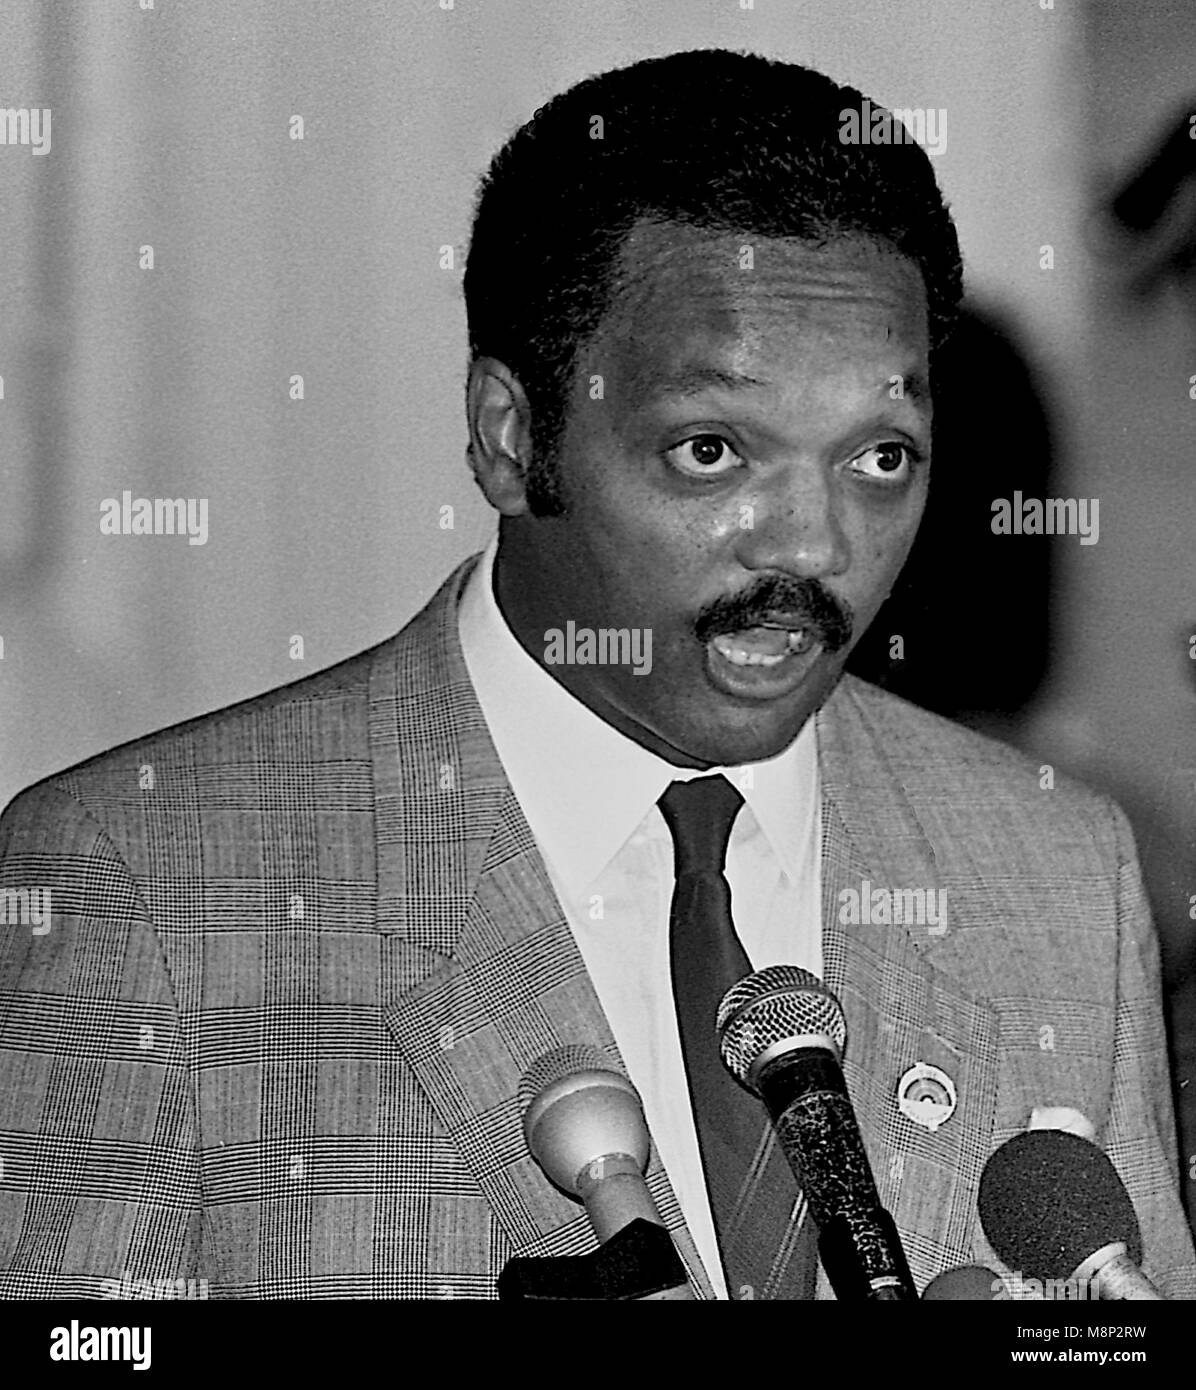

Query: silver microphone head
left=717, top=965, right=847, bottom=1092
left=519, top=1045, right=649, bottom=1195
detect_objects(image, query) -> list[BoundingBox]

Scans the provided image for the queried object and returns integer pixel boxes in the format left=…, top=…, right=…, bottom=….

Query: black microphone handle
left=757, top=1047, right=917, bottom=1301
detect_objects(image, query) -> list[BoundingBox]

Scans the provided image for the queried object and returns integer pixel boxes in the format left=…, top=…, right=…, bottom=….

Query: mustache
left=694, top=575, right=854, bottom=654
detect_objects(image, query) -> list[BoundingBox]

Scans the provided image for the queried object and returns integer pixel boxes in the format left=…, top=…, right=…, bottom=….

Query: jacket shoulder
left=834, top=675, right=1124, bottom=847
left=3, top=636, right=394, bottom=826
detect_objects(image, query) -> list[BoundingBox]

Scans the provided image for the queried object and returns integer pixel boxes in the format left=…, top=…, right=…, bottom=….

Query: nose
left=732, top=464, right=850, bottom=580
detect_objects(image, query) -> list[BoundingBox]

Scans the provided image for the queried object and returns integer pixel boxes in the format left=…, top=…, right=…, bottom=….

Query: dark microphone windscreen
left=922, top=1265, right=1004, bottom=1300
left=977, top=1130, right=1142, bottom=1281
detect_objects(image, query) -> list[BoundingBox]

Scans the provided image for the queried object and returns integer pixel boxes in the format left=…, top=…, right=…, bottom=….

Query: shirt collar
left=457, top=532, right=817, bottom=890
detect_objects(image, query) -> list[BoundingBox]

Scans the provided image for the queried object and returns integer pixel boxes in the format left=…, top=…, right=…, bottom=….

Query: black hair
left=464, top=47, right=964, bottom=516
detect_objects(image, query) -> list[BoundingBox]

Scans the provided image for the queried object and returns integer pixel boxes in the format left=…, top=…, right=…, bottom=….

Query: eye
left=848, top=441, right=920, bottom=483
left=663, top=433, right=745, bottom=478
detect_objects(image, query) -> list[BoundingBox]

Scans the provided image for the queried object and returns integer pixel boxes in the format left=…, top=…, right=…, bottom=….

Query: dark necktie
left=659, top=774, right=817, bottom=1300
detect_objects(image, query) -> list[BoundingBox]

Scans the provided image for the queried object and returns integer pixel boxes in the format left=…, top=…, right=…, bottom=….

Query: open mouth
left=709, top=626, right=816, bottom=667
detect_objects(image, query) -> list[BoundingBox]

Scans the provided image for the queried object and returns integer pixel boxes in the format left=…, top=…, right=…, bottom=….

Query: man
left=1, top=48, right=1192, bottom=1300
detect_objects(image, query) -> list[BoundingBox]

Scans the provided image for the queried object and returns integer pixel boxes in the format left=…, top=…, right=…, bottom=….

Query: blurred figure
left=1093, top=97, right=1196, bottom=1236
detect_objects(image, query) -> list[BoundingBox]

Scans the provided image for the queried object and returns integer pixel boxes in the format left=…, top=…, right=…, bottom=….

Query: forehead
left=592, top=219, right=930, bottom=403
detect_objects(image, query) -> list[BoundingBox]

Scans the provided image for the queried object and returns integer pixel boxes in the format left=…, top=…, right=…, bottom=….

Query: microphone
left=977, top=1128, right=1165, bottom=1300
left=518, top=1044, right=695, bottom=1299
left=922, top=1265, right=1006, bottom=1300
left=717, top=965, right=917, bottom=1301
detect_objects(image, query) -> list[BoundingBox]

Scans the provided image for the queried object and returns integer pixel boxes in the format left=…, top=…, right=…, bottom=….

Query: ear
left=465, top=357, right=535, bottom=516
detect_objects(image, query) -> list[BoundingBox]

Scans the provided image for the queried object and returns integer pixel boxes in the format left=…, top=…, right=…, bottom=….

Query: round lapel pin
left=897, top=1061, right=957, bottom=1132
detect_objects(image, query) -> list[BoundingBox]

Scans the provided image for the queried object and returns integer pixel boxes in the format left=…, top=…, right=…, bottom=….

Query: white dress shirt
left=457, top=533, right=822, bottom=1298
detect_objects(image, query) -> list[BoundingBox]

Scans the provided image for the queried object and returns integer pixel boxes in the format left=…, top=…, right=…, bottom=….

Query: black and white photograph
left=1, top=0, right=1194, bottom=1364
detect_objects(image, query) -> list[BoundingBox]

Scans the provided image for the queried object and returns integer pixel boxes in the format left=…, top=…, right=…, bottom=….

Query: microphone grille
left=717, top=965, right=847, bottom=1086
left=517, top=1043, right=621, bottom=1113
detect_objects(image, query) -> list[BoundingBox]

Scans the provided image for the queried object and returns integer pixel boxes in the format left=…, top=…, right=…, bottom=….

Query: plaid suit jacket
left=1, top=553, right=1194, bottom=1299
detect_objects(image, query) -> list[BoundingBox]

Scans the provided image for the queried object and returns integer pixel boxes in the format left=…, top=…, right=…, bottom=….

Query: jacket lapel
left=815, top=678, right=1001, bottom=1295
left=372, top=555, right=715, bottom=1297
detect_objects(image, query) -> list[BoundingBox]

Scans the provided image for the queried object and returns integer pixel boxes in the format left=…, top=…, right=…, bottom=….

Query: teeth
left=712, top=631, right=808, bottom=667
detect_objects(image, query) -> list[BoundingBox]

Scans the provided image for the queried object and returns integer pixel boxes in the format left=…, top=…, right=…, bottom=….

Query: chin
left=681, top=673, right=841, bottom=766
left=677, top=710, right=814, bottom=768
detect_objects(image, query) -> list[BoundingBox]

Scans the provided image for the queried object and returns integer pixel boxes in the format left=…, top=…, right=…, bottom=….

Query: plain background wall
left=0, top=0, right=1193, bottom=977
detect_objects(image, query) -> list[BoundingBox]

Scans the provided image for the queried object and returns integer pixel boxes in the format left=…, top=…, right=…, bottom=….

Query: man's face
left=494, top=220, right=933, bottom=769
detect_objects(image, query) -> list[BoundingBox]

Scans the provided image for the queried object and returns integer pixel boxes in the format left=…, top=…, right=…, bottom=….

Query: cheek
left=845, top=507, right=923, bottom=599
left=581, top=475, right=711, bottom=570
left=857, top=483, right=927, bottom=556
left=892, top=501, right=928, bottom=566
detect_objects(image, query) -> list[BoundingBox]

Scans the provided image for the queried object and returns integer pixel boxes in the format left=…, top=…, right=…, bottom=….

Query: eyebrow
left=642, top=366, right=769, bottom=400
left=640, top=365, right=931, bottom=408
